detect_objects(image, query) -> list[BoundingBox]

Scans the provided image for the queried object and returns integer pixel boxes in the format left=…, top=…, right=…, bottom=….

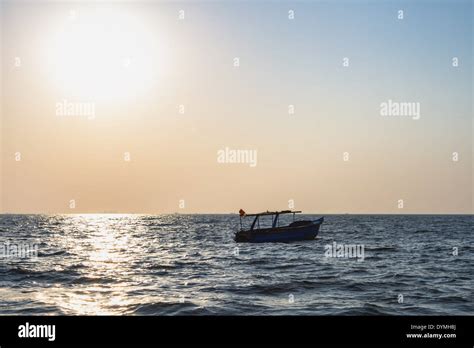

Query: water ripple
left=0, top=214, right=472, bottom=315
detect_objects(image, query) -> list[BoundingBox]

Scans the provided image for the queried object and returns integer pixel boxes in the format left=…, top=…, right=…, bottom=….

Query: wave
left=225, top=280, right=329, bottom=295
left=2, top=264, right=82, bottom=279
left=334, top=303, right=394, bottom=315
left=130, top=302, right=212, bottom=315
left=366, top=246, right=398, bottom=251
left=37, top=250, right=68, bottom=257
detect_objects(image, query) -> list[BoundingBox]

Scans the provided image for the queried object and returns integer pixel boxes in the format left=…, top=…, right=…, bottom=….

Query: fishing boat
left=234, top=209, right=324, bottom=243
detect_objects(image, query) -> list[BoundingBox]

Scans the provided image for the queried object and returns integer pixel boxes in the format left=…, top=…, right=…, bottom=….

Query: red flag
left=239, top=209, right=246, bottom=217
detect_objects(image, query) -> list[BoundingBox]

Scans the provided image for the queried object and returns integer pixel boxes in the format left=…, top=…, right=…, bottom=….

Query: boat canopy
left=238, top=209, right=304, bottom=231
left=241, top=210, right=302, bottom=217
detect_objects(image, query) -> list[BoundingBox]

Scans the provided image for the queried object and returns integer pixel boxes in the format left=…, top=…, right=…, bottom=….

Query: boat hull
left=234, top=217, right=324, bottom=243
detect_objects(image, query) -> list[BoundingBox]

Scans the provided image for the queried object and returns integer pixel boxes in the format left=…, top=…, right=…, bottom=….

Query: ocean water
left=0, top=214, right=472, bottom=315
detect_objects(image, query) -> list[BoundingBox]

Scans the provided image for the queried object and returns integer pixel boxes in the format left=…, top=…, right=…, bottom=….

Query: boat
left=234, top=209, right=324, bottom=243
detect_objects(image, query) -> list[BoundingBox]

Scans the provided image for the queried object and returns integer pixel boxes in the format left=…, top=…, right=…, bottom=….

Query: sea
left=0, top=214, right=472, bottom=315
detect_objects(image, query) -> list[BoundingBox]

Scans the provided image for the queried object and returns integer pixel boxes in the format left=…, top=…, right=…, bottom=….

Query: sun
left=43, top=7, right=166, bottom=103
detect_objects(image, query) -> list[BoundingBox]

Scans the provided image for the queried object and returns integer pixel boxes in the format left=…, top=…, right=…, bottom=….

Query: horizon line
left=0, top=212, right=472, bottom=216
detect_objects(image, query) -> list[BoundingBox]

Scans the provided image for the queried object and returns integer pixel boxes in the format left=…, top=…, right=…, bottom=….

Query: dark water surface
left=0, top=214, right=472, bottom=315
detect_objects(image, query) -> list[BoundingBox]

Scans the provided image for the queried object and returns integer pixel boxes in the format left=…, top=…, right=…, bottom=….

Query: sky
left=0, top=0, right=472, bottom=214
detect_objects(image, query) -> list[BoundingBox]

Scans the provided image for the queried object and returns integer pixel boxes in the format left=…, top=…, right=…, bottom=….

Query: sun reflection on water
left=35, top=214, right=146, bottom=315
left=13, top=214, right=219, bottom=315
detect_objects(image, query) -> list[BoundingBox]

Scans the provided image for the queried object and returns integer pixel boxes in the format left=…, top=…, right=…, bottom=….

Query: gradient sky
left=0, top=0, right=472, bottom=214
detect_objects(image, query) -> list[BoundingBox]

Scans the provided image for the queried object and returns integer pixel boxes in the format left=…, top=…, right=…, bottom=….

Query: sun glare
left=43, top=8, right=166, bottom=102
